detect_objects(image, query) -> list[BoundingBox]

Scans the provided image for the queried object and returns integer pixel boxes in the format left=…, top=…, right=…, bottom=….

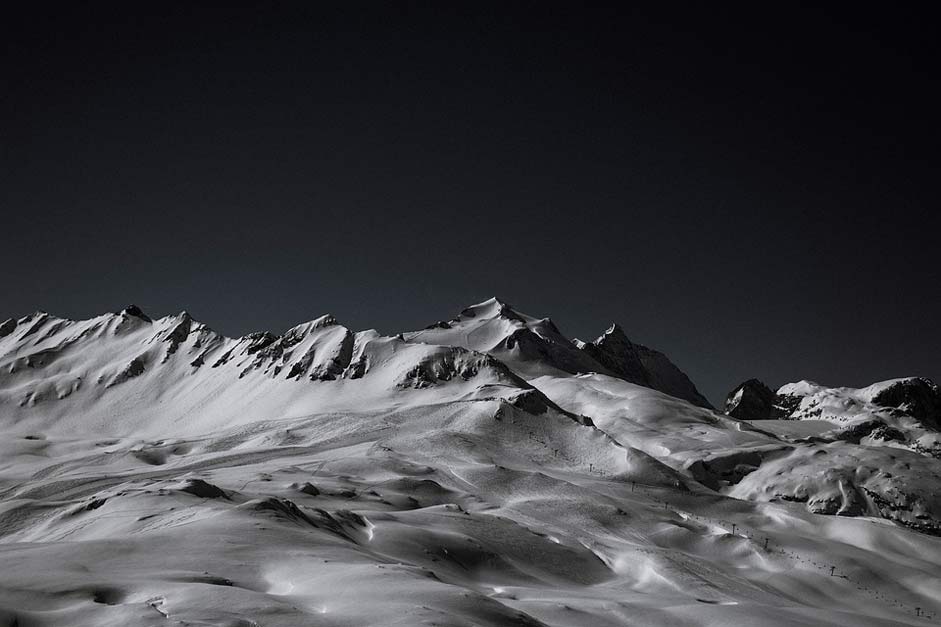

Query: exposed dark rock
left=74, top=498, right=107, bottom=513
left=249, top=497, right=317, bottom=525
left=502, top=326, right=612, bottom=380
left=91, top=587, right=126, bottom=605
left=20, top=313, right=50, bottom=339
left=295, top=482, right=320, bottom=496
left=120, top=305, right=152, bottom=323
left=580, top=324, right=651, bottom=384
left=212, top=347, right=236, bottom=368
left=277, top=329, right=356, bottom=381
left=397, top=351, right=486, bottom=388
left=581, top=324, right=713, bottom=409
left=347, top=354, right=369, bottom=379
left=309, top=330, right=355, bottom=381
left=107, top=357, right=146, bottom=388
left=834, top=420, right=906, bottom=444
left=244, top=332, right=278, bottom=355
left=503, top=328, right=547, bottom=355
left=178, top=478, right=228, bottom=499
left=162, top=313, right=193, bottom=361
left=507, top=389, right=551, bottom=415
left=772, top=392, right=803, bottom=418
left=245, top=498, right=358, bottom=540
left=0, top=318, right=16, bottom=338
left=286, top=355, right=310, bottom=380
left=872, top=378, right=941, bottom=430
left=725, top=379, right=776, bottom=420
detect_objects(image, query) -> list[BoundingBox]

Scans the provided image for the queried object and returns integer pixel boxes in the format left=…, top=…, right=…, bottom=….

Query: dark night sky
left=1, top=3, right=938, bottom=405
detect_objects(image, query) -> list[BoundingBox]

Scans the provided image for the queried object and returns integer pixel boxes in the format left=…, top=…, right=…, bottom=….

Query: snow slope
left=0, top=299, right=939, bottom=626
left=0, top=307, right=545, bottom=436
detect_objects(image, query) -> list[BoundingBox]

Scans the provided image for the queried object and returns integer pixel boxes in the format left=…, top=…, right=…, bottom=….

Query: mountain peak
left=458, top=297, right=525, bottom=323
left=283, top=314, right=341, bottom=338
left=120, top=304, right=152, bottom=323
left=598, top=323, right=629, bottom=344
left=724, top=378, right=776, bottom=420
left=582, top=323, right=713, bottom=409
left=310, top=313, right=339, bottom=329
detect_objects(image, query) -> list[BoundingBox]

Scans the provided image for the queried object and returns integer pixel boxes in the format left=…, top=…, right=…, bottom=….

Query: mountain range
left=0, top=298, right=938, bottom=626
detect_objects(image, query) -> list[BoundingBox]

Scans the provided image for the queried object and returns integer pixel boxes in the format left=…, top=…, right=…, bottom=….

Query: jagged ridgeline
left=0, top=298, right=939, bottom=626
left=0, top=298, right=710, bottom=433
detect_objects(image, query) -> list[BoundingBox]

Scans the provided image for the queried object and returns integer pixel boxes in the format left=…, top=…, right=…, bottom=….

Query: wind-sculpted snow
left=0, top=299, right=939, bottom=626
left=730, top=443, right=941, bottom=534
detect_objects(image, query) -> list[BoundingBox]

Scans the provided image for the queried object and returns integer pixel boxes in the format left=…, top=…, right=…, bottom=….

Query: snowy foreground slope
left=0, top=299, right=939, bottom=626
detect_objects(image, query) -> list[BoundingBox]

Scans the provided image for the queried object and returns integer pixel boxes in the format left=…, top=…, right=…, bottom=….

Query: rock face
left=404, top=298, right=713, bottom=409
left=578, top=324, right=651, bottom=385
left=871, top=377, right=941, bottom=430
left=580, top=324, right=714, bottom=409
left=0, top=319, right=16, bottom=338
left=725, top=379, right=776, bottom=420
left=120, top=304, right=152, bottom=323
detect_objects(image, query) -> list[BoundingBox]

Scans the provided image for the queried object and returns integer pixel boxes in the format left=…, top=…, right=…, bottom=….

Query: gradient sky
left=2, top=4, right=938, bottom=406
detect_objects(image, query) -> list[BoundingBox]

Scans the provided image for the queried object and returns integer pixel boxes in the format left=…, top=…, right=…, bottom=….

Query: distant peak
left=120, top=304, right=152, bottom=323
left=728, top=378, right=775, bottom=399
left=482, top=296, right=511, bottom=307
left=164, top=310, right=194, bottom=324
left=595, top=322, right=630, bottom=345
left=459, top=297, right=525, bottom=322
left=724, top=378, right=776, bottom=420
left=311, top=314, right=339, bottom=329
left=285, top=314, right=340, bottom=337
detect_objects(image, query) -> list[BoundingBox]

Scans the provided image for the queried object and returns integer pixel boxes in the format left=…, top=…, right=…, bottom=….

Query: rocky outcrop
left=871, top=378, right=941, bottom=430
left=120, top=305, right=152, bottom=323
left=725, top=379, right=776, bottom=420
left=106, top=357, right=146, bottom=387
left=581, top=324, right=714, bottom=409
left=0, top=319, right=16, bottom=338
left=161, top=313, right=194, bottom=361
left=396, top=348, right=519, bottom=390
left=579, top=324, right=652, bottom=385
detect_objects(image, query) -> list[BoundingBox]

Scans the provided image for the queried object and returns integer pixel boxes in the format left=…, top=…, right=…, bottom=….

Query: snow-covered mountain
left=0, top=298, right=710, bottom=434
left=725, top=377, right=941, bottom=458
left=1, top=299, right=939, bottom=626
left=406, top=297, right=713, bottom=407
left=0, top=303, right=551, bottom=435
